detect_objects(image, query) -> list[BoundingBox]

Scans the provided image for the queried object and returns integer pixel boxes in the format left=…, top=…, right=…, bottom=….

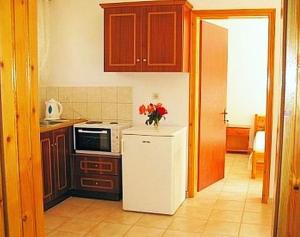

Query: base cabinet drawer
left=74, top=154, right=120, bottom=175
left=74, top=175, right=121, bottom=193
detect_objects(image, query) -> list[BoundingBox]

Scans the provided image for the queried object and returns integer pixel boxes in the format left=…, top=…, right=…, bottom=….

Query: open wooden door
left=275, top=0, right=300, bottom=235
left=198, top=21, right=228, bottom=191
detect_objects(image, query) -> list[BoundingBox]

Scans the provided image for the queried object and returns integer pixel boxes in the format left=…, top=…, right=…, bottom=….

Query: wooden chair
left=251, top=114, right=265, bottom=179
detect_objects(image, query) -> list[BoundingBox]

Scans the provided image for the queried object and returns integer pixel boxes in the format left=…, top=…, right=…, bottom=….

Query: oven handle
left=77, top=129, right=108, bottom=134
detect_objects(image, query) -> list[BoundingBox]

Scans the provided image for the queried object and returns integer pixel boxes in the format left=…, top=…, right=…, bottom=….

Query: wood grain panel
left=104, top=7, right=141, bottom=72
left=28, top=0, right=45, bottom=235
left=274, top=0, right=300, bottom=236
left=53, top=128, right=71, bottom=198
left=74, top=154, right=120, bottom=175
left=40, top=135, right=54, bottom=201
left=142, top=5, right=182, bottom=71
left=75, top=175, right=121, bottom=193
left=198, top=21, right=228, bottom=191
left=14, top=0, right=37, bottom=234
left=0, top=0, right=24, bottom=236
left=55, top=133, right=68, bottom=191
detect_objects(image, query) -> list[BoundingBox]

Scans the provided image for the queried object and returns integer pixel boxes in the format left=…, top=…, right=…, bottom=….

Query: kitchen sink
left=40, top=119, right=69, bottom=126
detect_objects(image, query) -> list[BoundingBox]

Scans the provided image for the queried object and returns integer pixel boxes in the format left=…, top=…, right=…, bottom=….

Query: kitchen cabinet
left=100, top=0, right=192, bottom=72
left=40, top=127, right=71, bottom=210
left=72, top=153, right=122, bottom=200
left=226, top=126, right=250, bottom=153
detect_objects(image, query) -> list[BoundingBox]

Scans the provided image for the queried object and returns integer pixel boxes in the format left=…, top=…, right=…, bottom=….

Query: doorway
left=198, top=17, right=269, bottom=196
left=188, top=10, right=275, bottom=205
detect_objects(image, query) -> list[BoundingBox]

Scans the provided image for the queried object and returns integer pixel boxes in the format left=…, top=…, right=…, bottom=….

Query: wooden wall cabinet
left=100, top=0, right=192, bottom=72
left=72, top=153, right=122, bottom=200
left=40, top=127, right=71, bottom=210
left=226, top=126, right=250, bottom=153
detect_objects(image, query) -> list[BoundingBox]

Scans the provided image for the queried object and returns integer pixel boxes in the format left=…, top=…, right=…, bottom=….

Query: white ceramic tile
left=72, top=87, right=88, bottom=103
left=59, top=87, right=73, bottom=103
left=117, top=103, right=132, bottom=121
left=102, top=103, right=117, bottom=120
left=117, top=87, right=132, bottom=103
left=46, top=87, right=59, bottom=101
left=102, top=87, right=117, bottom=103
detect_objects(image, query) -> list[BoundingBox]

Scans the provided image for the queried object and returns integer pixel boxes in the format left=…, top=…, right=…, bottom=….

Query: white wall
left=39, top=0, right=282, bottom=196
left=207, top=19, right=268, bottom=128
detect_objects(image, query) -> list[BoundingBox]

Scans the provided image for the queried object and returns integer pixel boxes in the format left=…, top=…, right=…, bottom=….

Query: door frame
left=188, top=9, right=276, bottom=203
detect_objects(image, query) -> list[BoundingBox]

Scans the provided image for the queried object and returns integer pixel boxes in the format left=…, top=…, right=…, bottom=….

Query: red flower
left=157, top=106, right=168, bottom=116
left=147, top=103, right=155, bottom=113
left=139, top=104, right=146, bottom=115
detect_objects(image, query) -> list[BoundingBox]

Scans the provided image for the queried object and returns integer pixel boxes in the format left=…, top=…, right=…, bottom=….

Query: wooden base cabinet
left=100, top=0, right=192, bottom=72
left=72, top=154, right=122, bottom=200
left=40, top=128, right=71, bottom=210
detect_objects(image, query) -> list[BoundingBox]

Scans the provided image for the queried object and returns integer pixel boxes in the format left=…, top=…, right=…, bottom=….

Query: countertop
left=40, top=119, right=86, bottom=133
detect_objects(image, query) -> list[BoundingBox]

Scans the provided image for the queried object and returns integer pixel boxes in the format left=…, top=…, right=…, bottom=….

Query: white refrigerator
left=122, top=126, right=187, bottom=215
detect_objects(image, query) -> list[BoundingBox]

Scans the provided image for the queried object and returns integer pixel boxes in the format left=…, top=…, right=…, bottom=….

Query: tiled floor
left=45, top=153, right=273, bottom=237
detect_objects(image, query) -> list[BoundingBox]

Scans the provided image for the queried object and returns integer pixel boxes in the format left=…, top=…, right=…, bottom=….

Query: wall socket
left=152, top=93, right=159, bottom=100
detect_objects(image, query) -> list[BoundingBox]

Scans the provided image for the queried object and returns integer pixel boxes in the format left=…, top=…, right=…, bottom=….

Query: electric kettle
left=45, top=98, right=63, bottom=120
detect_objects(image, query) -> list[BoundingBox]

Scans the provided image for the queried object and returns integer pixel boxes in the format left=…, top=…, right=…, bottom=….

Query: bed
left=251, top=114, right=265, bottom=179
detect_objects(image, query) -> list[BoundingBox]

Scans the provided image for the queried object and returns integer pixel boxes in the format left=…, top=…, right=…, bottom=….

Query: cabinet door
left=104, top=7, right=142, bottom=72
left=142, top=5, right=183, bottom=72
left=40, top=132, right=55, bottom=205
left=53, top=128, right=71, bottom=197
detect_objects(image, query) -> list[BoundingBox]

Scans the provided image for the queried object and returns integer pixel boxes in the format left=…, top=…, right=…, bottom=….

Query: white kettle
left=45, top=98, right=63, bottom=120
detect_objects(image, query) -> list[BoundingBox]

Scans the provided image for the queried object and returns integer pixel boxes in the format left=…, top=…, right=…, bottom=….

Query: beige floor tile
left=48, top=230, right=85, bottom=237
left=244, top=202, right=273, bottom=214
left=242, top=211, right=272, bottom=225
left=209, top=210, right=243, bottom=223
left=222, top=184, right=248, bottom=194
left=135, top=214, right=173, bottom=229
left=63, top=197, right=95, bottom=208
left=239, top=224, right=272, bottom=237
left=168, top=217, right=206, bottom=233
left=183, top=198, right=216, bottom=209
left=163, top=230, right=201, bottom=237
left=86, top=222, right=131, bottom=237
left=203, top=220, right=240, bottom=236
left=45, top=203, right=86, bottom=218
left=89, top=200, right=122, bottom=210
left=57, top=218, right=99, bottom=234
left=74, top=206, right=111, bottom=222
left=218, top=192, right=246, bottom=201
left=105, top=210, right=143, bottom=225
left=196, top=191, right=220, bottom=201
left=124, top=226, right=165, bottom=237
left=44, top=214, right=70, bottom=230
left=201, top=233, right=236, bottom=237
left=213, top=200, right=245, bottom=211
left=175, top=205, right=212, bottom=220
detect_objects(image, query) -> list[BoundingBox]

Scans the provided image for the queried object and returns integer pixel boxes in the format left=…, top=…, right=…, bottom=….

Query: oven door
left=75, top=128, right=111, bottom=152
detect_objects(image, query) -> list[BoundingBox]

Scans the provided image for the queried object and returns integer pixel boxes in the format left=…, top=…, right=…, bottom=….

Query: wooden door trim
left=188, top=9, right=276, bottom=204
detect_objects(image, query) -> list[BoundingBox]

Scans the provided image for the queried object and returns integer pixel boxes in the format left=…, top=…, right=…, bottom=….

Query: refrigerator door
left=122, top=134, right=175, bottom=214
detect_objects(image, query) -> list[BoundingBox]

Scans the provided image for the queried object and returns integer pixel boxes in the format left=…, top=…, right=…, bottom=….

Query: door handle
left=220, top=109, right=229, bottom=123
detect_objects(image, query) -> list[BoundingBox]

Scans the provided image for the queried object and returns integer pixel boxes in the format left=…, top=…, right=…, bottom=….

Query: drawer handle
left=142, top=141, right=151, bottom=143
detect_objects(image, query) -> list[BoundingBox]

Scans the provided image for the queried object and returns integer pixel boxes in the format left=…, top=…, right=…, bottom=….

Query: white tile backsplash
left=40, top=86, right=132, bottom=122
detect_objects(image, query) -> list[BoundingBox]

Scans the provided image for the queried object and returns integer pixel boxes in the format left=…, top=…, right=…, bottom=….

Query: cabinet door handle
left=136, top=58, right=140, bottom=62
left=143, top=58, right=147, bottom=62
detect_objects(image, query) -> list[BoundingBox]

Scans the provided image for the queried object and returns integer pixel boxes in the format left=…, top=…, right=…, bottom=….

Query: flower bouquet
left=139, top=103, right=168, bottom=127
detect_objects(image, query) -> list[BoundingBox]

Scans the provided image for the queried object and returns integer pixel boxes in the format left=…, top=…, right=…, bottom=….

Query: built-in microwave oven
left=73, top=121, right=130, bottom=155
